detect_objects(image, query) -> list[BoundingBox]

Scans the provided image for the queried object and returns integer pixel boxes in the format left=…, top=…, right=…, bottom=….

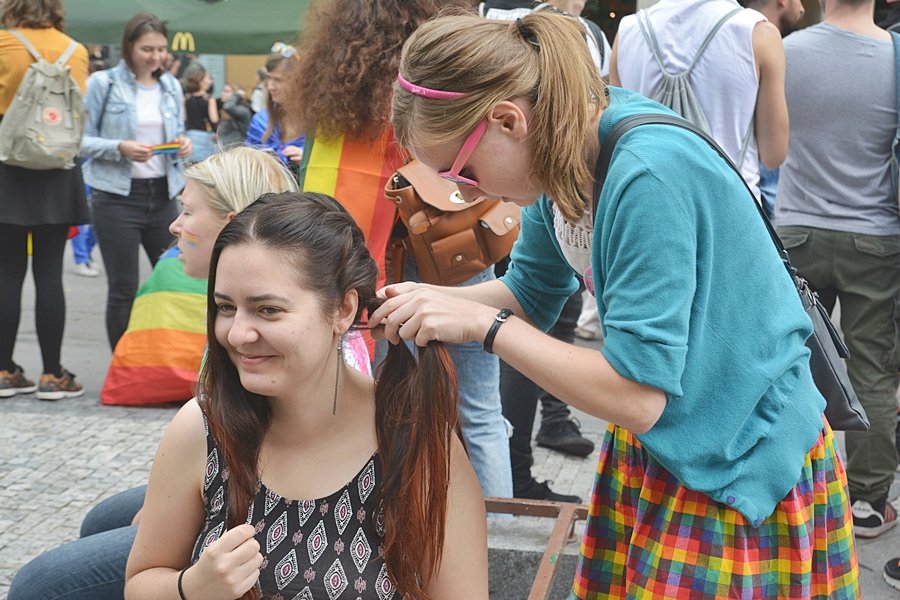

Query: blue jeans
left=70, top=225, right=96, bottom=265
left=391, top=260, right=513, bottom=498
left=9, top=486, right=146, bottom=600
left=758, top=164, right=779, bottom=219
left=186, top=129, right=216, bottom=163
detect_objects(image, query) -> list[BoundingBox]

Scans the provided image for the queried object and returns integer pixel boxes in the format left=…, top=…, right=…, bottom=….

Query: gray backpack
left=636, top=7, right=741, bottom=136
left=0, top=30, right=84, bottom=170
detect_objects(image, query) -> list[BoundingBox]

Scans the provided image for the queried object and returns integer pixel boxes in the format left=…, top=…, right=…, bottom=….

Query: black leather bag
left=593, top=114, right=869, bottom=432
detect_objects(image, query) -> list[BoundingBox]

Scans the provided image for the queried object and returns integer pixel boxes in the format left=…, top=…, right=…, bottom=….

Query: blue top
left=500, top=88, right=825, bottom=524
left=245, top=108, right=305, bottom=167
left=80, top=61, right=186, bottom=199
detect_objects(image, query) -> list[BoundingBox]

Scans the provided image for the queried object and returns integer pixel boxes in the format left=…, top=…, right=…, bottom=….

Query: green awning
left=63, top=0, right=312, bottom=54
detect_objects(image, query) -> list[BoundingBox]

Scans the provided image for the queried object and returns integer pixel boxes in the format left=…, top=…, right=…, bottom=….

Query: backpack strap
left=891, top=32, right=900, bottom=200
left=637, top=7, right=742, bottom=76
left=581, top=18, right=606, bottom=68
left=55, top=40, right=79, bottom=68
left=7, top=30, right=78, bottom=68
left=636, top=10, right=670, bottom=74
left=687, top=7, right=742, bottom=72
left=98, top=71, right=117, bottom=133
left=736, top=117, right=755, bottom=172
left=7, top=29, right=46, bottom=63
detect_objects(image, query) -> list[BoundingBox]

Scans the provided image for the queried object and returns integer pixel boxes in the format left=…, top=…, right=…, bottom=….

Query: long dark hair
left=200, top=192, right=459, bottom=599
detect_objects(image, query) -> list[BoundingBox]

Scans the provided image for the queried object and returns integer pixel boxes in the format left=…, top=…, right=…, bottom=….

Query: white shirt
left=616, top=0, right=764, bottom=194
left=131, top=83, right=166, bottom=179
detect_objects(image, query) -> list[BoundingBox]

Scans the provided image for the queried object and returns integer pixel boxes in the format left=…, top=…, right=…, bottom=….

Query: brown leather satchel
left=384, top=160, right=521, bottom=287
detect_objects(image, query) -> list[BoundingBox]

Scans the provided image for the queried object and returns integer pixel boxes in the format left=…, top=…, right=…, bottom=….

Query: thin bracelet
left=483, top=308, right=513, bottom=354
left=177, top=567, right=189, bottom=600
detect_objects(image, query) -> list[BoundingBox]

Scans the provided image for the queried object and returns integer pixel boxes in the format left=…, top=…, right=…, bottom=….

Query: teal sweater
left=500, top=88, right=826, bottom=524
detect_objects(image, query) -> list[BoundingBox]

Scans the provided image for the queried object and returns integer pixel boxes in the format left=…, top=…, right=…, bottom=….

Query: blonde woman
left=372, top=11, right=859, bottom=599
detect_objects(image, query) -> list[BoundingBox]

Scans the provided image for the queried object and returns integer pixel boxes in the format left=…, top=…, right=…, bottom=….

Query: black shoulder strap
left=592, top=114, right=794, bottom=277
left=98, top=71, right=116, bottom=132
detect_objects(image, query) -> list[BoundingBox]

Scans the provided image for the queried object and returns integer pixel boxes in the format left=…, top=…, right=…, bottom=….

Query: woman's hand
left=118, top=140, right=153, bottom=162
left=181, top=524, right=262, bottom=600
left=282, top=144, right=304, bottom=164
left=369, top=284, right=498, bottom=348
left=177, top=136, right=193, bottom=159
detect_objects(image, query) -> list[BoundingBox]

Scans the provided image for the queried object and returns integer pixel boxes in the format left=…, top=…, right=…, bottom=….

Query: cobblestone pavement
left=1, top=250, right=898, bottom=599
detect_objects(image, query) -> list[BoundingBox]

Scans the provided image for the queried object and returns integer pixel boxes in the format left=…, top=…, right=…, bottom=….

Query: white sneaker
left=851, top=499, right=897, bottom=538
left=574, top=326, right=599, bottom=341
left=73, top=262, right=99, bottom=277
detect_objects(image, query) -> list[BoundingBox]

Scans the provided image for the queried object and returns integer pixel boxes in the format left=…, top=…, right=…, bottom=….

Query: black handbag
left=593, top=114, right=869, bottom=432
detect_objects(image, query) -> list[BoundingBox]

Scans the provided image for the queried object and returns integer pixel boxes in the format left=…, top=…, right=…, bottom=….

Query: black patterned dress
left=191, top=417, right=396, bottom=600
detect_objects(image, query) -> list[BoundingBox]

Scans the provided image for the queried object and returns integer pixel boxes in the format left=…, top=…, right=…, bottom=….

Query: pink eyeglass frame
left=439, top=120, right=486, bottom=188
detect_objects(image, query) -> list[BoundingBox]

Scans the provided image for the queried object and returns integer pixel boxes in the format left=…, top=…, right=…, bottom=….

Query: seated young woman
left=123, top=192, right=489, bottom=599
left=8, top=146, right=300, bottom=600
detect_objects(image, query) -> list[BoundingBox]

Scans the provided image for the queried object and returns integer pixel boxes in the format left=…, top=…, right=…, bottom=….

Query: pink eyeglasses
left=396, top=73, right=484, bottom=188
left=439, top=120, right=486, bottom=188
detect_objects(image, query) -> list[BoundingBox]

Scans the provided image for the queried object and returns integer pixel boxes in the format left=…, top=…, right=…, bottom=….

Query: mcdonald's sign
left=171, top=32, right=196, bottom=53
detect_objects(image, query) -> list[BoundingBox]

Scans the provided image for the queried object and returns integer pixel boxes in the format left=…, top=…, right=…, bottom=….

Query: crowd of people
left=1, top=0, right=898, bottom=597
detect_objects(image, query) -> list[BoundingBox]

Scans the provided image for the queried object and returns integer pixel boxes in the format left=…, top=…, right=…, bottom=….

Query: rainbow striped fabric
left=571, top=420, right=859, bottom=599
left=101, top=247, right=207, bottom=405
left=299, top=128, right=406, bottom=290
left=151, top=142, right=181, bottom=155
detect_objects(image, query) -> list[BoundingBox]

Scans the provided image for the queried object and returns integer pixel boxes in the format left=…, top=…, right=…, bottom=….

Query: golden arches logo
left=171, top=32, right=196, bottom=53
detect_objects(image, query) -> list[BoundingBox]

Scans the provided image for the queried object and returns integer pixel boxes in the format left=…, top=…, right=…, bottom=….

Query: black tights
left=0, top=224, right=68, bottom=376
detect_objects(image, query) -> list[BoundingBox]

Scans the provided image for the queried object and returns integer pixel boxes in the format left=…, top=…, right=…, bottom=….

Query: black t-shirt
left=185, top=94, right=212, bottom=131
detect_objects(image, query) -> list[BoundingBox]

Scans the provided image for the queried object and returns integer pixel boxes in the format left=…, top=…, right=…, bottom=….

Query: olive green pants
left=778, top=226, right=900, bottom=503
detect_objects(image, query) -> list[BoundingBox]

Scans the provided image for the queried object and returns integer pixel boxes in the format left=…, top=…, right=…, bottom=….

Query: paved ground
left=1, top=248, right=898, bottom=599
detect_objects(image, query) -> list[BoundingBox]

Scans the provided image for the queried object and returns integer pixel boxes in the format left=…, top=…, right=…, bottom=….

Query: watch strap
left=483, top=308, right=513, bottom=354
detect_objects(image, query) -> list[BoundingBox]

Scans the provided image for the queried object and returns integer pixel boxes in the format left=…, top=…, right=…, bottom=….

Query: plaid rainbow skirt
left=571, top=421, right=859, bottom=599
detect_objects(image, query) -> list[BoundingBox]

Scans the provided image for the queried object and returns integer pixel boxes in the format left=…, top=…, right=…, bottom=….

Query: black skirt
left=0, top=161, right=91, bottom=227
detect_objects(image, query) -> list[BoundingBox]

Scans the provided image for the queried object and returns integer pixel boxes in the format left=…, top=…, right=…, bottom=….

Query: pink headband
left=396, top=73, right=468, bottom=100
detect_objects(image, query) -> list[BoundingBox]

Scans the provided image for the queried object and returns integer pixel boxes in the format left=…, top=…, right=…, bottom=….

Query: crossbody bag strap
left=592, top=114, right=793, bottom=277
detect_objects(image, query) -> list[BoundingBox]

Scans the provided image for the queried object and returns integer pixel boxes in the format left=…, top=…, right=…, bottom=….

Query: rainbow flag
left=101, top=247, right=207, bottom=405
left=151, top=142, right=181, bottom=155
left=299, top=128, right=406, bottom=291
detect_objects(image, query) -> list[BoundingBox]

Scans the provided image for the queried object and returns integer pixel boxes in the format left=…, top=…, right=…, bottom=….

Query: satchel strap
left=593, top=114, right=792, bottom=276
left=592, top=113, right=851, bottom=360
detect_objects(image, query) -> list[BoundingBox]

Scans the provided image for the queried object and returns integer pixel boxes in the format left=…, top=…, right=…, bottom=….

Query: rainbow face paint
left=181, top=229, right=201, bottom=248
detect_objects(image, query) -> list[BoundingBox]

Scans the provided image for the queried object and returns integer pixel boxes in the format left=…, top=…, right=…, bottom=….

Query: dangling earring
left=333, top=332, right=344, bottom=415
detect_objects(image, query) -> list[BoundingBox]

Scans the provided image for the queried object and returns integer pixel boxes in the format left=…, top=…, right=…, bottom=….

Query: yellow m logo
left=171, top=32, right=196, bottom=53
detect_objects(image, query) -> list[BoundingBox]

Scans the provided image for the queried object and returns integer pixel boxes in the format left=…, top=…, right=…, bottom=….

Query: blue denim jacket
left=80, top=61, right=185, bottom=199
